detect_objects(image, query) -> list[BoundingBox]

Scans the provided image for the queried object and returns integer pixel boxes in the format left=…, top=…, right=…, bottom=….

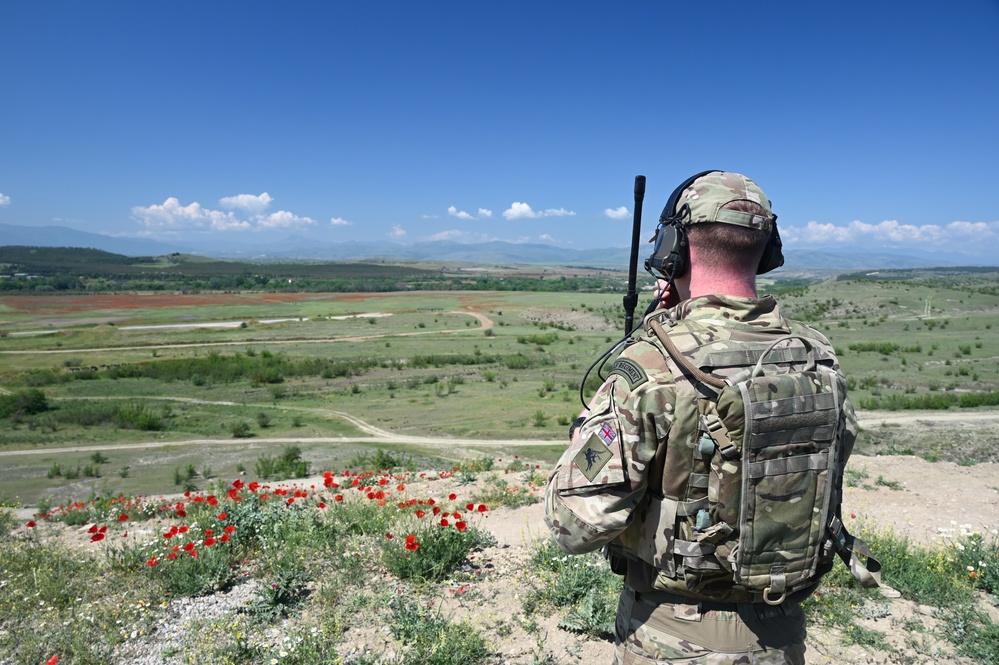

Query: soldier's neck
left=677, top=270, right=758, bottom=301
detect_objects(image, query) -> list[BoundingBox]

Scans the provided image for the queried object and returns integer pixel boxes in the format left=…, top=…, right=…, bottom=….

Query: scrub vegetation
left=1, top=256, right=998, bottom=662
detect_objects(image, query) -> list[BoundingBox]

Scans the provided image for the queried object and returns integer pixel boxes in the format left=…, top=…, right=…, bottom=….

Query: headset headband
left=659, top=169, right=720, bottom=225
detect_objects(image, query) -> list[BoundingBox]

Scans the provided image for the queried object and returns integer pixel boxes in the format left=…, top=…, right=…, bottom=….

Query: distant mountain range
left=0, top=222, right=969, bottom=271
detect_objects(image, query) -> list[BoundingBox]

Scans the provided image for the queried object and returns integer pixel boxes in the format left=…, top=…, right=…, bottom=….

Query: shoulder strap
left=648, top=318, right=726, bottom=391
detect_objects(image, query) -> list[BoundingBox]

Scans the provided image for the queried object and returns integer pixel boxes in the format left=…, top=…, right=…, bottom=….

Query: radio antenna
left=623, top=175, right=646, bottom=334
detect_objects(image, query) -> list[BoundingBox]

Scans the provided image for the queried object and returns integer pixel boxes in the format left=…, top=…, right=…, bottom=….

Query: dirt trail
left=4, top=402, right=996, bottom=458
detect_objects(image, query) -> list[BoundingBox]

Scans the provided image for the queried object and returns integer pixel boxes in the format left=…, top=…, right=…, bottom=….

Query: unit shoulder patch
left=573, top=435, right=613, bottom=482
left=609, top=357, right=648, bottom=391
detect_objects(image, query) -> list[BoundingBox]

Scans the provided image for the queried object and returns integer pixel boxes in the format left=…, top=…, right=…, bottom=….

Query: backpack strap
left=648, top=318, right=726, bottom=392
left=828, top=515, right=883, bottom=588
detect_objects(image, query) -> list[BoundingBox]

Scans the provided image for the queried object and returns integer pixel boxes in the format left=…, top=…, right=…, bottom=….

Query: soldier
left=545, top=171, right=864, bottom=664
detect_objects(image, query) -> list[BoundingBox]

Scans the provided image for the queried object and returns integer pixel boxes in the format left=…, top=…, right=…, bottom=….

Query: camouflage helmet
left=671, top=171, right=775, bottom=232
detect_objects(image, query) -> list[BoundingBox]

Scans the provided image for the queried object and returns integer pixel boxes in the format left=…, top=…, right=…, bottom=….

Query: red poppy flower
left=188, top=550, right=198, bottom=558
left=88, top=525, right=98, bottom=533
left=183, top=542, right=195, bottom=552
left=453, top=512, right=462, bottom=520
left=232, top=479, right=245, bottom=489
left=378, top=477, right=388, bottom=486
left=218, top=512, right=227, bottom=520
left=176, top=509, right=187, bottom=518
left=249, top=481, right=260, bottom=492
left=166, top=552, right=177, bottom=560
left=90, top=533, right=105, bottom=542
left=466, top=503, right=475, bottom=511
left=179, top=525, right=189, bottom=534
left=477, top=504, right=488, bottom=513
left=386, top=532, right=394, bottom=539
left=432, top=506, right=442, bottom=515
left=317, top=502, right=326, bottom=509
left=117, top=514, right=129, bottom=522
left=456, top=521, right=467, bottom=532
left=334, top=494, right=343, bottom=502
left=147, top=557, right=158, bottom=567
left=46, top=657, right=59, bottom=665
left=26, top=520, right=36, bottom=528
left=440, top=518, right=450, bottom=527
left=397, top=483, right=406, bottom=491
left=405, top=539, right=419, bottom=552
left=286, top=498, right=295, bottom=505
left=203, top=537, right=216, bottom=547
left=449, top=493, right=457, bottom=501
left=220, top=534, right=230, bottom=543
left=415, top=509, right=426, bottom=519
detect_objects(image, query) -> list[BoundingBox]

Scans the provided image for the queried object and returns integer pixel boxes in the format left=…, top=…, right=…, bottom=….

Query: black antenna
left=623, top=175, right=646, bottom=334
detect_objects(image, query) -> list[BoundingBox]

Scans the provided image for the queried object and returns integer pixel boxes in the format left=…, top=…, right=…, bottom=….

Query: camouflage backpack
left=643, top=318, right=881, bottom=604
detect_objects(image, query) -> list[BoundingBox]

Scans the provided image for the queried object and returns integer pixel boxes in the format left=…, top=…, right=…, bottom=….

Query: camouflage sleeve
left=544, top=343, right=674, bottom=555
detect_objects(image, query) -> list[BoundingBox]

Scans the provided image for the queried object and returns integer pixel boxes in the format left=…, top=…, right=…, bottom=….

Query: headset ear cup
left=756, top=224, right=785, bottom=274
left=673, top=227, right=689, bottom=278
left=645, top=224, right=688, bottom=280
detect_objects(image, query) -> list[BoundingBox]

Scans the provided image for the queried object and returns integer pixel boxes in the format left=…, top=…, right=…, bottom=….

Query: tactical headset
left=645, top=170, right=785, bottom=281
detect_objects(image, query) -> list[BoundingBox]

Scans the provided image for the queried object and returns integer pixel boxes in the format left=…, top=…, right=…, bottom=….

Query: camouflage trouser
left=613, top=586, right=807, bottom=664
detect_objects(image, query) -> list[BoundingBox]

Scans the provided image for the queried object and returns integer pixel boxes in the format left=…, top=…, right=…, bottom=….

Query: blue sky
left=1, top=1, right=997, bottom=262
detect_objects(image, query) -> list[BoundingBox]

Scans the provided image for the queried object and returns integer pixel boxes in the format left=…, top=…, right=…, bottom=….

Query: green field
left=3, top=268, right=999, bottom=507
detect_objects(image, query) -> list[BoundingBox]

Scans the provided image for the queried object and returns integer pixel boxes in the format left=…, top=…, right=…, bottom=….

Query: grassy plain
left=3, top=270, right=999, bottom=507
left=2, top=271, right=999, bottom=665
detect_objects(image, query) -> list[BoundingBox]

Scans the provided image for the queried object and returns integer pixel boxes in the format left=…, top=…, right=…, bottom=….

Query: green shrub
left=389, top=593, right=490, bottom=665
left=523, top=538, right=621, bottom=638
left=255, top=446, right=310, bottom=480
left=383, top=521, right=494, bottom=584
left=231, top=421, right=253, bottom=438
left=0, top=388, right=49, bottom=418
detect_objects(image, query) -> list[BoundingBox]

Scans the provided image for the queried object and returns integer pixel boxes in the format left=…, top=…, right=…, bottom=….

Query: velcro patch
left=574, top=435, right=614, bottom=482
left=609, top=357, right=648, bottom=391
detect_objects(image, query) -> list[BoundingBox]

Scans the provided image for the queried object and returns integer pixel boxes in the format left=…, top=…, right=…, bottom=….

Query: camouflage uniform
left=545, top=294, right=853, bottom=664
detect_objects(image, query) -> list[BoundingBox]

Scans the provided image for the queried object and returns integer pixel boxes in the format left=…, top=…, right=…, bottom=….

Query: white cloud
left=219, top=192, right=273, bottom=214
left=390, top=225, right=406, bottom=238
left=947, top=220, right=993, bottom=237
left=502, top=202, right=576, bottom=220
left=210, top=218, right=253, bottom=231
left=429, top=229, right=470, bottom=241
left=783, top=219, right=999, bottom=247
left=131, top=197, right=233, bottom=230
left=258, top=210, right=316, bottom=229
left=604, top=206, right=630, bottom=220
left=330, top=217, right=352, bottom=226
left=539, top=234, right=554, bottom=241
left=132, top=193, right=314, bottom=233
left=0, top=193, right=10, bottom=207
left=447, top=206, right=493, bottom=220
